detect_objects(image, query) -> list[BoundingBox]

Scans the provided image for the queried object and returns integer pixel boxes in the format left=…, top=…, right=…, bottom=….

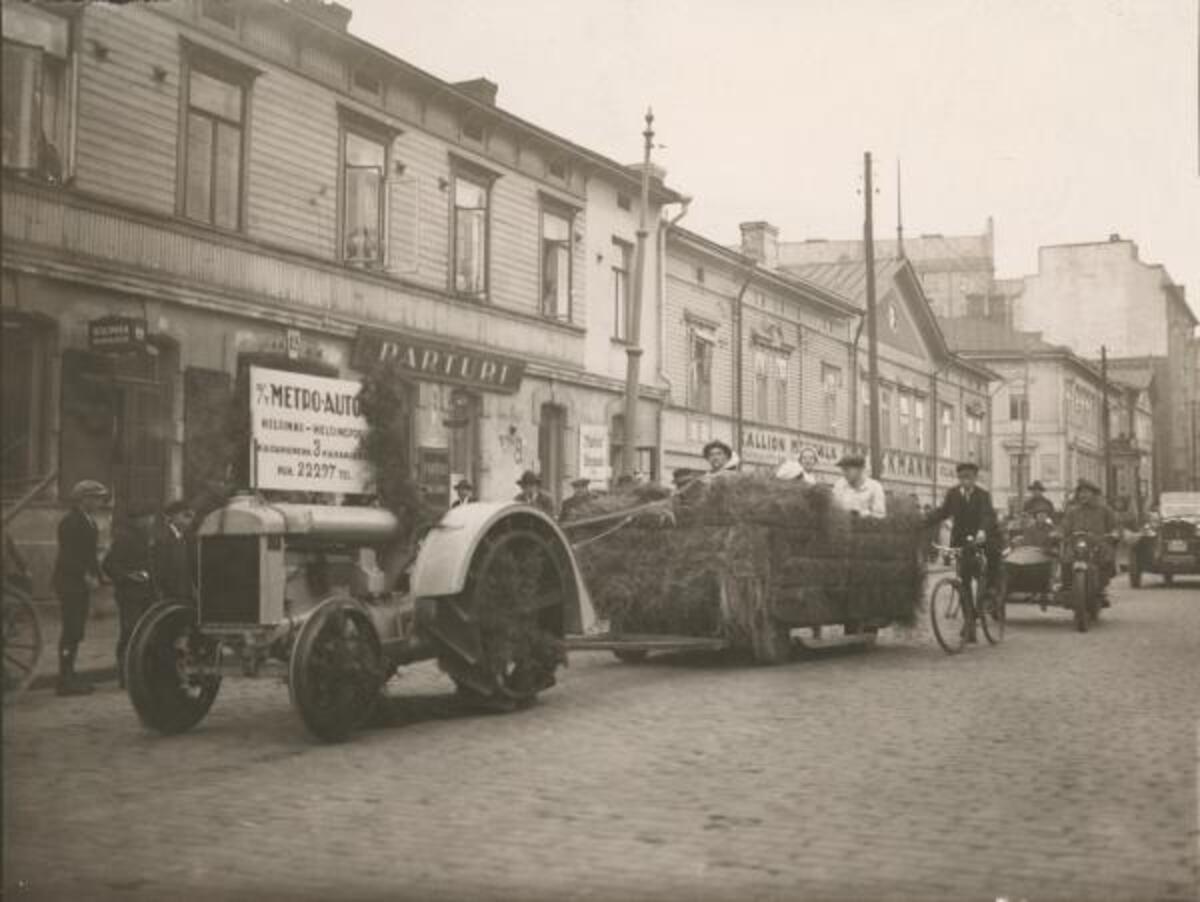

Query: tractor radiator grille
left=198, top=536, right=261, bottom=624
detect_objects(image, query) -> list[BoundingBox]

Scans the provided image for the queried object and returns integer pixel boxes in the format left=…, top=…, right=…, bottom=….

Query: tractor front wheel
left=126, top=602, right=220, bottom=735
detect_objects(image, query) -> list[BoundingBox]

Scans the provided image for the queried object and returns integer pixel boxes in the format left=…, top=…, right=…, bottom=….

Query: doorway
left=538, top=403, right=566, bottom=507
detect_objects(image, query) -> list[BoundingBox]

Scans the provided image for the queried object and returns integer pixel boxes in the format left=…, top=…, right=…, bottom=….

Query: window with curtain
left=821, top=363, right=842, bottom=435
left=689, top=326, right=715, bottom=412
left=453, top=174, right=489, bottom=296
left=940, top=404, right=955, bottom=457
left=753, top=350, right=769, bottom=422
left=183, top=65, right=246, bottom=230
left=774, top=354, right=788, bottom=424
left=342, top=130, right=386, bottom=266
left=612, top=238, right=631, bottom=340
left=1, top=5, right=71, bottom=181
left=541, top=207, right=572, bottom=320
left=914, top=396, right=927, bottom=452
left=898, top=391, right=911, bottom=449
left=967, top=411, right=986, bottom=464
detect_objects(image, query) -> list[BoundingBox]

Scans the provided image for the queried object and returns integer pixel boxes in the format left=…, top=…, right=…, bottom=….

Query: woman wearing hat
left=52, top=480, right=109, bottom=695
left=514, top=470, right=556, bottom=517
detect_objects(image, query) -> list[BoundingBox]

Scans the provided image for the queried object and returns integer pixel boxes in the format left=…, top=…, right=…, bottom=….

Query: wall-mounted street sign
left=249, top=366, right=371, bottom=494
left=88, top=316, right=147, bottom=353
left=351, top=327, right=526, bottom=394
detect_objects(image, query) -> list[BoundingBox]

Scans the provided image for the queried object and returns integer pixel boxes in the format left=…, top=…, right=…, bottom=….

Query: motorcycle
left=1061, top=531, right=1108, bottom=633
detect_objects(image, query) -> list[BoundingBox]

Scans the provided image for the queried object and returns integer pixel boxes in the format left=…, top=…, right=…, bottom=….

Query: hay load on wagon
left=572, top=474, right=926, bottom=663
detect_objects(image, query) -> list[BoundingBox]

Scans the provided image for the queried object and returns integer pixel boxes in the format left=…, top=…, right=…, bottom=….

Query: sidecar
left=1000, top=541, right=1059, bottom=607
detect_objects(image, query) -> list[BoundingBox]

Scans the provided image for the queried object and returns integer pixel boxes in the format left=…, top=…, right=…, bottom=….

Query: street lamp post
left=620, top=110, right=655, bottom=480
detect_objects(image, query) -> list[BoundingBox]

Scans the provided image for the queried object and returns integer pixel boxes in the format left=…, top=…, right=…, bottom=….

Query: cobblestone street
left=4, top=576, right=1198, bottom=902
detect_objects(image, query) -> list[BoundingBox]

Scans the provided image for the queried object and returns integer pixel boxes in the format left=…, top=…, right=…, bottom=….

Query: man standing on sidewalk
left=103, top=504, right=157, bottom=688
left=52, top=480, right=109, bottom=696
left=152, top=500, right=197, bottom=602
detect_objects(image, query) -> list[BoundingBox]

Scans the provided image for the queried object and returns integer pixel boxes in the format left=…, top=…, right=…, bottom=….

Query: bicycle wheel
left=929, top=577, right=965, bottom=654
left=980, top=573, right=1006, bottom=645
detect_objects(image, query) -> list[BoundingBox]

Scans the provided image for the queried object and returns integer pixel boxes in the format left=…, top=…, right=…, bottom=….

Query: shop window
left=1, top=313, right=54, bottom=497
left=538, top=403, right=567, bottom=507
left=342, top=129, right=387, bottom=266
left=452, top=169, right=491, bottom=297
left=446, top=389, right=481, bottom=495
left=540, top=204, right=573, bottom=321
left=688, top=324, right=715, bottom=413
left=59, top=344, right=175, bottom=515
left=609, top=413, right=658, bottom=484
left=181, top=49, right=253, bottom=230
left=612, top=238, right=631, bottom=341
left=1, top=5, right=73, bottom=182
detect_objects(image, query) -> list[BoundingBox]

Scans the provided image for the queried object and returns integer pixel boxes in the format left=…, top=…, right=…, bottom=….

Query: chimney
left=1108, top=232, right=1121, bottom=242
left=454, top=78, right=499, bottom=106
left=739, top=221, right=780, bottom=269
left=288, top=0, right=352, bottom=31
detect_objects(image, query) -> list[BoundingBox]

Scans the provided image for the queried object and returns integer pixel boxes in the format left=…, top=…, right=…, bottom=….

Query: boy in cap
left=559, top=477, right=595, bottom=522
left=451, top=479, right=475, bottom=508
left=514, top=470, right=556, bottom=518
left=831, top=454, right=887, bottom=518
left=52, top=480, right=109, bottom=695
left=924, top=461, right=1000, bottom=642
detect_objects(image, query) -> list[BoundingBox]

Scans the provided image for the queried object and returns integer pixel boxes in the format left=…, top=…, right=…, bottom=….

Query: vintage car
left=1130, top=492, right=1200, bottom=587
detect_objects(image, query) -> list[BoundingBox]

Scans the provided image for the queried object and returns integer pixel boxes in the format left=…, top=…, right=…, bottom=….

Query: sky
left=347, top=0, right=1200, bottom=311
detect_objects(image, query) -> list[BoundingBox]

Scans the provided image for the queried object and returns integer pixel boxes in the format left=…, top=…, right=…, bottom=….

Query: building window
left=1009, top=389, right=1028, bottom=421
left=940, top=403, right=955, bottom=458
left=1040, top=452, right=1060, bottom=486
left=914, top=396, right=927, bottom=453
left=1009, top=450, right=1029, bottom=491
left=967, top=411, right=986, bottom=464
left=452, top=172, right=489, bottom=297
left=342, top=130, right=387, bottom=266
left=611, top=238, right=632, bottom=340
left=447, top=389, right=481, bottom=492
left=821, top=363, right=842, bottom=435
left=753, top=350, right=769, bottom=422
left=540, top=205, right=573, bottom=320
left=689, top=324, right=715, bottom=413
left=774, top=354, right=789, bottom=424
left=2, top=5, right=72, bottom=181
left=610, top=414, right=658, bottom=484
left=182, top=59, right=248, bottom=230
left=879, top=386, right=892, bottom=448
left=898, top=391, right=912, bottom=449
left=858, top=375, right=871, bottom=440
left=1, top=313, right=54, bottom=497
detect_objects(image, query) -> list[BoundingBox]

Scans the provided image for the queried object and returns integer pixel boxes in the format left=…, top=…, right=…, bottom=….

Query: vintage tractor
left=125, top=494, right=588, bottom=742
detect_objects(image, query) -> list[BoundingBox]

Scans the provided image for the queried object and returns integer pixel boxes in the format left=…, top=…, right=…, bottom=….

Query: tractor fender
left=409, top=501, right=597, bottom=636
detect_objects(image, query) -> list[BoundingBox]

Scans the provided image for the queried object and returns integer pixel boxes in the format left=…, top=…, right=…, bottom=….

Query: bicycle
left=928, top=539, right=1005, bottom=654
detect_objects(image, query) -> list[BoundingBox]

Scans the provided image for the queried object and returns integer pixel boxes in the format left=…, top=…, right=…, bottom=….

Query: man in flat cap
left=514, top=470, right=556, bottom=518
left=832, top=454, right=886, bottom=518
left=52, top=480, right=109, bottom=695
left=701, top=439, right=740, bottom=478
left=1059, top=478, right=1119, bottom=593
left=1022, top=480, right=1055, bottom=518
left=559, top=477, right=595, bottom=522
left=924, top=461, right=1000, bottom=642
left=451, top=479, right=475, bottom=508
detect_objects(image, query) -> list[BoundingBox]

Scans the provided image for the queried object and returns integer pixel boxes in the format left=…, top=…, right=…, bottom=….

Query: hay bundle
left=573, top=473, right=926, bottom=641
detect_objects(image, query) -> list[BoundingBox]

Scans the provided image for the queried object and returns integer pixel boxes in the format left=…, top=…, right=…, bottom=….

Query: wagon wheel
left=289, top=597, right=386, bottom=743
left=126, top=602, right=221, bottom=735
left=3, top=588, right=42, bottom=701
left=438, top=525, right=569, bottom=713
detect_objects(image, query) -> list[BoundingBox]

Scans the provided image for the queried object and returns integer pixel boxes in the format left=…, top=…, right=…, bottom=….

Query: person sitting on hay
left=701, top=440, right=740, bottom=478
left=514, top=470, right=557, bottom=518
left=774, top=457, right=816, bottom=485
left=832, top=454, right=887, bottom=518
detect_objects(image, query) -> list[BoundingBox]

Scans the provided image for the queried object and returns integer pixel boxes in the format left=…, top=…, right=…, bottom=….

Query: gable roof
left=781, top=257, right=997, bottom=382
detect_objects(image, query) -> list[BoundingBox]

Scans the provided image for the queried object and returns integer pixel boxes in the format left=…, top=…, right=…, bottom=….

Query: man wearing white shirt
left=832, top=454, right=887, bottom=518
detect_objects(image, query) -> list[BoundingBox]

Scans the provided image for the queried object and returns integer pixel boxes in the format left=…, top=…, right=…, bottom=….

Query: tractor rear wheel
left=436, top=523, right=570, bottom=713
left=289, top=597, right=386, bottom=743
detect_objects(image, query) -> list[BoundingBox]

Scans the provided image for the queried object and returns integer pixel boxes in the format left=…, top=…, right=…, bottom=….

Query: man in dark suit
left=513, top=470, right=556, bottom=518
left=450, top=479, right=474, bottom=508
left=52, top=480, right=109, bottom=695
left=152, top=500, right=196, bottom=602
left=559, top=477, right=595, bottom=522
left=925, top=461, right=1000, bottom=642
left=103, top=504, right=157, bottom=687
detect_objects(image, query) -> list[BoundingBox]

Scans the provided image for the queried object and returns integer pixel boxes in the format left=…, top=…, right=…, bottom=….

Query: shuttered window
left=182, top=64, right=247, bottom=230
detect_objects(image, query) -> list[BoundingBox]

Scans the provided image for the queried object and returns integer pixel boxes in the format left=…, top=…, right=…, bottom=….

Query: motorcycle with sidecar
left=1000, top=522, right=1111, bottom=632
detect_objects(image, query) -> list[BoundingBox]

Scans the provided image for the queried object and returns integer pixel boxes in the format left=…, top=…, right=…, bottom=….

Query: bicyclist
left=924, top=461, right=1001, bottom=643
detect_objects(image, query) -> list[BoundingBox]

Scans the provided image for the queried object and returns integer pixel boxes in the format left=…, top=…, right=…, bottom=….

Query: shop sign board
left=249, top=366, right=371, bottom=494
left=741, top=428, right=847, bottom=469
left=88, top=315, right=147, bottom=353
left=351, top=328, right=525, bottom=394
left=578, top=424, right=610, bottom=482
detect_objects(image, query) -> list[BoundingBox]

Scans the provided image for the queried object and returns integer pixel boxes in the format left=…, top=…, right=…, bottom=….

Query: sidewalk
left=27, top=601, right=120, bottom=691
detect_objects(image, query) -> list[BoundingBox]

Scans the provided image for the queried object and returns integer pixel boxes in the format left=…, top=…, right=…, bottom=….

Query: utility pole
left=621, top=109, right=654, bottom=479
left=1101, top=345, right=1112, bottom=498
left=863, top=152, right=882, bottom=479
left=1017, top=340, right=1030, bottom=508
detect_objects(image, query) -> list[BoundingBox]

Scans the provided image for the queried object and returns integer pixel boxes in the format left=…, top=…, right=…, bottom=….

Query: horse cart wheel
left=437, top=524, right=570, bottom=713
left=289, top=597, right=386, bottom=743
left=127, top=602, right=221, bottom=734
left=3, top=586, right=42, bottom=701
